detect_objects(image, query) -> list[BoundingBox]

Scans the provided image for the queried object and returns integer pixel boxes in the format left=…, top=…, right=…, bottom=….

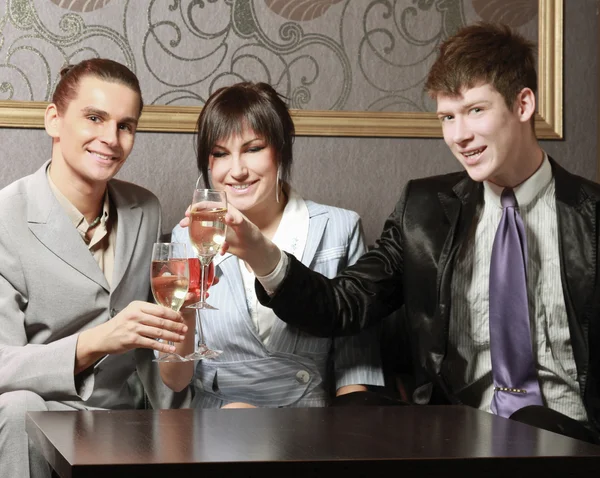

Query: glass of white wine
left=187, top=188, right=227, bottom=310
left=150, top=242, right=190, bottom=363
left=185, top=187, right=226, bottom=360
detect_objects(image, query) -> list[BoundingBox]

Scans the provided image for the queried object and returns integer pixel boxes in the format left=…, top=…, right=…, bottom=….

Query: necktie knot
left=501, top=187, right=518, bottom=209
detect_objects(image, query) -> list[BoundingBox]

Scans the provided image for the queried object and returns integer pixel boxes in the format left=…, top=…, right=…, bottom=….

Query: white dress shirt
left=240, top=188, right=309, bottom=345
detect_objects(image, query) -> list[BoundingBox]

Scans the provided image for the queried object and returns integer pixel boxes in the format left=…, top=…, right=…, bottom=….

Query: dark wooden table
left=27, top=405, right=600, bottom=477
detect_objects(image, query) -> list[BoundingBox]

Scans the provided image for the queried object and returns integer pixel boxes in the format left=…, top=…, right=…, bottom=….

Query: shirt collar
left=483, top=151, right=552, bottom=208
left=46, top=165, right=111, bottom=229
left=214, top=187, right=309, bottom=266
left=271, top=187, right=309, bottom=261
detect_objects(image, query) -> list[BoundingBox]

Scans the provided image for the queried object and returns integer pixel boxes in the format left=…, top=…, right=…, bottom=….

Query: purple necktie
left=489, top=188, right=543, bottom=418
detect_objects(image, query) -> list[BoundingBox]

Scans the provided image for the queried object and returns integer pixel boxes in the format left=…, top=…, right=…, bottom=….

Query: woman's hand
left=178, top=205, right=192, bottom=229
left=220, top=205, right=281, bottom=277
left=179, top=204, right=281, bottom=277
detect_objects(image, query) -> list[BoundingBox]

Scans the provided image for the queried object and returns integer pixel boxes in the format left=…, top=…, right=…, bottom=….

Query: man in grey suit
left=0, top=59, right=189, bottom=477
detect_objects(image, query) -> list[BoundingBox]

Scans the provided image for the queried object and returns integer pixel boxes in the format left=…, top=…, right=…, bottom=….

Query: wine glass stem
left=166, top=304, right=181, bottom=355
left=167, top=306, right=177, bottom=352
left=200, top=260, right=207, bottom=306
left=196, top=312, right=205, bottom=348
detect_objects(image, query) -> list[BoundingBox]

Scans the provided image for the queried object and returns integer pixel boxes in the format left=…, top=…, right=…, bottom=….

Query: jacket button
left=295, top=370, right=310, bottom=384
left=110, top=308, right=119, bottom=318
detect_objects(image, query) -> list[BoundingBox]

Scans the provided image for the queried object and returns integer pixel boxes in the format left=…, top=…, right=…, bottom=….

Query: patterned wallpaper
left=1, top=0, right=538, bottom=113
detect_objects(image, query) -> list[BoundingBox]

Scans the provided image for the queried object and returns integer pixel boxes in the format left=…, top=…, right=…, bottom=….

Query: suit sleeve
left=256, top=185, right=409, bottom=337
left=332, top=215, right=384, bottom=388
left=0, top=219, right=87, bottom=400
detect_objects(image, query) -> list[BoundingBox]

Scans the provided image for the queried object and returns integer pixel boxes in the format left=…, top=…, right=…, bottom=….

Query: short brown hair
left=195, top=82, right=295, bottom=188
left=52, top=58, right=143, bottom=115
left=425, top=22, right=537, bottom=109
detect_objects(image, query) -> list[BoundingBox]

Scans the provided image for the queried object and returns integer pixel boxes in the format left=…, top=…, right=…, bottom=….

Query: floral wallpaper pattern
left=49, top=0, right=113, bottom=13
left=0, top=0, right=537, bottom=112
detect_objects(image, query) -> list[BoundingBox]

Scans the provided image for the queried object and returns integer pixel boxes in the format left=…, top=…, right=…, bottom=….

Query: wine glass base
left=186, top=301, right=219, bottom=310
left=153, top=353, right=189, bottom=363
left=185, top=345, right=222, bottom=361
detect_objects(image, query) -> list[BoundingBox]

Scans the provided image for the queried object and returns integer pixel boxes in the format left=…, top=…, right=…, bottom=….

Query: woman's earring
left=276, top=167, right=282, bottom=203
left=196, top=170, right=213, bottom=189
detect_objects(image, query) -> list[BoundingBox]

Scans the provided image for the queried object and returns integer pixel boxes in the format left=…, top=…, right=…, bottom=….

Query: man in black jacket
left=217, top=22, right=600, bottom=443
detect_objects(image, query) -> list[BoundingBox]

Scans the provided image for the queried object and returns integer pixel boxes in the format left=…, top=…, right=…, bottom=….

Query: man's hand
left=179, top=204, right=281, bottom=277
left=75, top=301, right=188, bottom=374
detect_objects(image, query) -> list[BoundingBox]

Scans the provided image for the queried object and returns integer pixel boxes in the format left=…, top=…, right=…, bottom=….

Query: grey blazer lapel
left=27, top=164, right=109, bottom=291
left=268, top=202, right=328, bottom=349
left=216, top=255, right=249, bottom=315
left=109, top=182, right=143, bottom=292
left=299, top=202, right=328, bottom=267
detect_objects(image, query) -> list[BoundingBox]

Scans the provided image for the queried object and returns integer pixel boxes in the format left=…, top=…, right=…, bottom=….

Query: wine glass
left=185, top=187, right=226, bottom=360
left=186, top=188, right=227, bottom=309
left=150, top=242, right=190, bottom=363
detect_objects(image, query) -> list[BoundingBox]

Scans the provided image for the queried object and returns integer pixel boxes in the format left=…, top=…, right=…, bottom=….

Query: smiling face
left=436, top=83, right=538, bottom=187
left=45, top=75, right=140, bottom=191
left=209, top=127, right=281, bottom=220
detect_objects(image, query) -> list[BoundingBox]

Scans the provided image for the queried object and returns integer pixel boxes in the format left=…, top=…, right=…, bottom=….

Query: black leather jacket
left=258, top=158, right=600, bottom=435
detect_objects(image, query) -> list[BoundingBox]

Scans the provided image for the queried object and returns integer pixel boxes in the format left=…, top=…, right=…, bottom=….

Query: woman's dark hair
left=195, top=82, right=295, bottom=188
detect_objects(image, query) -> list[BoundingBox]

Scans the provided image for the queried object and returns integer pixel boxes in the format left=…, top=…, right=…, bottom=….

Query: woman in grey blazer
left=160, top=82, right=384, bottom=408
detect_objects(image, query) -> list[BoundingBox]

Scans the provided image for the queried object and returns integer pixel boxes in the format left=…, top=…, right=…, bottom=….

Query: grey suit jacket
left=0, top=161, right=189, bottom=410
left=172, top=199, right=384, bottom=408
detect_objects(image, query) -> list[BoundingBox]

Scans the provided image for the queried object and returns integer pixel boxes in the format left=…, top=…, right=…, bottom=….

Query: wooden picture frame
left=0, top=0, right=562, bottom=139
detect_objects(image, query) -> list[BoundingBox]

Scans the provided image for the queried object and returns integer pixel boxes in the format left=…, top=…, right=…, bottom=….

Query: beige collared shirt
left=47, top=168, right=117, bottom=288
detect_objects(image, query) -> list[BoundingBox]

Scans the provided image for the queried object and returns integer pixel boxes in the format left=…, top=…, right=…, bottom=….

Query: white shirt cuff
left=256, top=250, right=289, bottom=296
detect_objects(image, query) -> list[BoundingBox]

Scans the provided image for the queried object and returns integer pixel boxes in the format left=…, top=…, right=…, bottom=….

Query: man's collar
left=484, top=151, right=552, bottom=208
left=46, top=165, right=111, bottom=229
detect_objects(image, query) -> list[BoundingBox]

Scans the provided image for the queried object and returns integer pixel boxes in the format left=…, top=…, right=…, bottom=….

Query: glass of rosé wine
left=150, top=242, right=189, bottom=363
